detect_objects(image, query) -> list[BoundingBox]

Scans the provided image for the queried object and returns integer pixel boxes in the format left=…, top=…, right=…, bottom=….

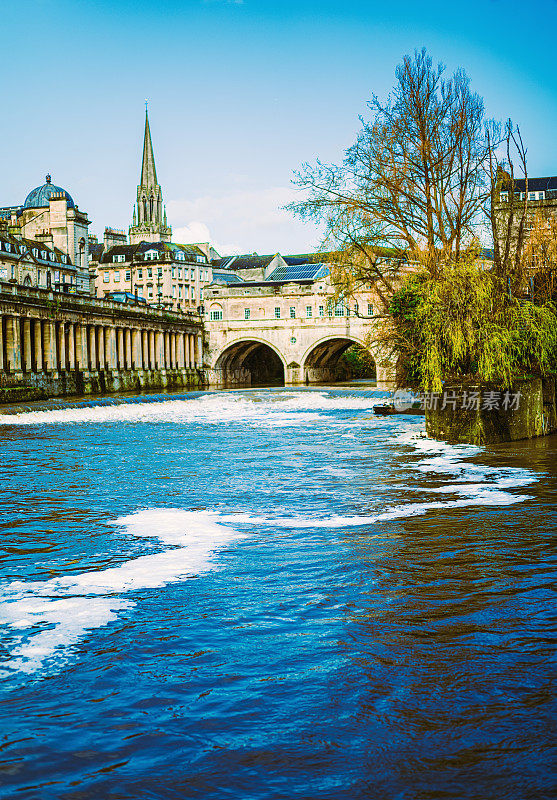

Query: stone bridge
left=206, top=313, right=396, bottom=388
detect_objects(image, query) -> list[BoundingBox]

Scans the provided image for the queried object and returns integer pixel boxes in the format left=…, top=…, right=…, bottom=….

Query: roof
left=210, top=270, right=244, bottom=285
left=266, top=263, right=330, bottom=281
left=24, top=175, right=75, bottom=209
left=100, top=240, right=208, bottom=264
left=503, top=176, right=557, bottom=192
left=212, top=254, right=278, bottom=270
left=0, top=232, right=74, bottom=267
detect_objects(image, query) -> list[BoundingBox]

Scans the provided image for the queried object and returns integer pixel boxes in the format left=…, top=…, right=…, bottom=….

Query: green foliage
left=389, top=264, right=557, bottom=391
left=339, top=345, right=376, bottom=378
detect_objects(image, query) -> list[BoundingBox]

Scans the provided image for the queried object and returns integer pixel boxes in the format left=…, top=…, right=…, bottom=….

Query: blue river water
left=0, top=386, right=555, bottom=800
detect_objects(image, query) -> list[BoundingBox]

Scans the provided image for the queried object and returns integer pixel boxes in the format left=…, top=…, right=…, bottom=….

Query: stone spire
left=129, top=107, right=172, bottom=245
left=140, top=109, right=158, bottom=188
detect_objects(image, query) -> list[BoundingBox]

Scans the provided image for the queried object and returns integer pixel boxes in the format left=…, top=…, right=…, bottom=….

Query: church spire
left=129, top=105, right=172, bottom=245
left=140, top=107, right=158, bottom=188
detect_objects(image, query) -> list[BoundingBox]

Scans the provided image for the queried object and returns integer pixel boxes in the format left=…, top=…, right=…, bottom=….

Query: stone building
left=0, top=175, right=91, bottom=293
left=203, top=259, right=394, bottom=387
left=95, top=240, right=211, bottom=311
left=129, top=109, right=172, bottom=245
left=0, top=230, right=76, bottom=290
left=91, top=110, right=219, bottom=310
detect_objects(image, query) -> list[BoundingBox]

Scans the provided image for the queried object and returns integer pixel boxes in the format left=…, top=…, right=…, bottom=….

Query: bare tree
left=289, top=48, right=494, bottom=298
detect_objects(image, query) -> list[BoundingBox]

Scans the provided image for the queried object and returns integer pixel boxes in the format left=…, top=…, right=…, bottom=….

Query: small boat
left=373, top=403, right=397, bottom=416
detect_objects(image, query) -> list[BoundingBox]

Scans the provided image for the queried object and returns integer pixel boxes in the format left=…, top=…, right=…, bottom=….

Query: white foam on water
left=0, top=510, right=243, bottom=677
left=0, top=391, right=382, bottom=428
left=0, top=392, right=538, bottom=679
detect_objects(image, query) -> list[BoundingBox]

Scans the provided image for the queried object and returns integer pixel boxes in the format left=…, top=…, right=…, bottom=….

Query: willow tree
left=289, top=48, right=493, bottom=305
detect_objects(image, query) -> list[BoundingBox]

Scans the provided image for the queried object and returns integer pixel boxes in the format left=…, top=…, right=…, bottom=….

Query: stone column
left=125, top=329, right=132, bottom=369
left=57, top=322, right=66, bottom=372
left=107, top=327, right=117, bottom=370
left=155, top=331, right=164, bottom=369
left=189, top=334, right=195, bottom=368
left=6, top=316, right=22, bottom=374
left=142, top=330, right=149, bottom=369
left=44, top=320, right=56, bottom=373
left=98, top=326, right=105, bottom=370
left=75, top=325, right=88, bottom=371
left=196, top=334, right=203, bottom=368
left=163, top=332, right=169, bottom=368
left=132, top=329, right=141, bottom=370
left=177, top=333, right=185, bottom=369
left=0, top=317, right=5, bottom=373
left=149, top=331, right=155, bottom=370
left=116, top=328, right=124, bottom=369
left=88, top=326, right=96, bottom=371
left=67, top=323, right=76, bottom=371
left=170, top=333, right=177, bottom=370
left=34, top=319, right=43, bottom=372
left=22, top=318, right=32, bottom=373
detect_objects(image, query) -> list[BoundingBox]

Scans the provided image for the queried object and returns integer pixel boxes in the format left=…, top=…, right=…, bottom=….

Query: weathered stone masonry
left=0, top=283, right=205, bottom=401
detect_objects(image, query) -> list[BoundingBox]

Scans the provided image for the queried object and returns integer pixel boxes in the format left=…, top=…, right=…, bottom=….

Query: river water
left=0, top=386, right=555, bottom=800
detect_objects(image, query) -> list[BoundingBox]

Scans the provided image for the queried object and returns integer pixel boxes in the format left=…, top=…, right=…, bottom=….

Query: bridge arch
left=301, top=335, right=377, bottom=384
left=213, top=337, right=287, bottom=386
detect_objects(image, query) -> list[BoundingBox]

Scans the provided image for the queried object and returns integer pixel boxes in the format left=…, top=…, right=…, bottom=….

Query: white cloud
left=167, top=186, right=322, bottom=256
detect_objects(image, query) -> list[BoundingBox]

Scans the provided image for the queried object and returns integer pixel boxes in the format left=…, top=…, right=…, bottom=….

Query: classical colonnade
left=0, top=315, right=203, bottom=377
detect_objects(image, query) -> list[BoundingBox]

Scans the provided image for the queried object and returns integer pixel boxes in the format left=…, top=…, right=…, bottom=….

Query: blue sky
left=2, top=0, right=556, bottom=254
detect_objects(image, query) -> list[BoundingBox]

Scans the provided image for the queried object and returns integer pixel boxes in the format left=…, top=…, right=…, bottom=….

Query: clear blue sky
left=2, top=0, right=556, bottom=254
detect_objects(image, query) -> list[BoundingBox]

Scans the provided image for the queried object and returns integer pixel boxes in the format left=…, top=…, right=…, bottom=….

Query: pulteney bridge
left=204, top=276, right=396, bottom=388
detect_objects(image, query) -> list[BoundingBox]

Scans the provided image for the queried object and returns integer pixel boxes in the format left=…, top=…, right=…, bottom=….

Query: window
left=103, top=272, right=110, bottom=283
left=113, top=254, right=125, bottom=263
left=334, top=303, right=344, bottom=317
left=172, top=267, right=176, bottom=278
left=137, top=268, right=143, bottom=279
left=178, top=286, right=182, bottom=297
left=114, top=271, right=120, bottom=282
left=274, top=307, right=281, bottom=319
left=147, top=268, right=153, bottom=278
left=210, top=306, right=223, bottom=320
left=244, top=308, right=251, bottom=320
left=61, top=255, right=67, bottom=263
left=3, top=242, right=11, bottom=252
left=178, top=268, right=182, bottom=278
left=500, top=191, right=508, bottom=202
left=176, top=251, right=185, bottom=261
left=125, top=271, right=131, bottom=281
left=306, top=306, right=312, bottom=317
left=528, top=192, right=536, bottom=200
left=148, top=289, right=153, bottom=298
left=191, top=287, right=196, bottom=300
left=318, top=305, right=324, bottom=317
left=367, top=303, right=373, bottom=316
left=196, top=255, right=205, bottom=263
left=157, top=267, right=163, bottom=277
left=144, top=250, right=158, bottom=261
left=290, top=307, right=296, bottom=318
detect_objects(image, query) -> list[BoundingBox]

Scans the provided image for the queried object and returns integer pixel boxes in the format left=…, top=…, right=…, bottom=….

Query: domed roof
left=23, top=175, right=75, bottom=209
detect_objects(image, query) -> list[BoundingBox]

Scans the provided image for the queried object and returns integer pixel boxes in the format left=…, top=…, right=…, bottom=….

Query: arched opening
left=215, top=340, right=285, bottom=386
left=303, top=338, right=376, bottom=384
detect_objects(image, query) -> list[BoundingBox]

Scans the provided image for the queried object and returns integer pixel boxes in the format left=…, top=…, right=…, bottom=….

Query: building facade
left=0, top=175, right=91, bottom=293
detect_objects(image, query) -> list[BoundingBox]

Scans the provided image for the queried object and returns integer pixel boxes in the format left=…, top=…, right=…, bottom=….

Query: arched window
left=46, top=271, right=52, bottom=288
left=209, top=304, right=223, bottom=321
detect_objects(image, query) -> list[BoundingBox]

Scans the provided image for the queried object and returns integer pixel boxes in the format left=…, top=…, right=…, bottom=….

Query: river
left=0, top=385, right=555, bottom=799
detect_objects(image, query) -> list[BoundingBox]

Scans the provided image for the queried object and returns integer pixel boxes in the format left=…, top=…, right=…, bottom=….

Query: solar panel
left=266, top=264, right=330, bottom=282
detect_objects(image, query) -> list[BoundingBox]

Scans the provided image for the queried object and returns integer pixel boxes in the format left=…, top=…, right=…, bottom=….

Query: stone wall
left=425, top=377, right=557, bottom=444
